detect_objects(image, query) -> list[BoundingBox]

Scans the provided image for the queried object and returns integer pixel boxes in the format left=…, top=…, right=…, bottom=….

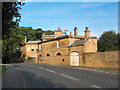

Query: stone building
left=21, top=27, right=97, bottom=66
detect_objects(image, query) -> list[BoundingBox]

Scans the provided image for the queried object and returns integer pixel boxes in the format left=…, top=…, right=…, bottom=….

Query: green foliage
left=2, top=2, right=25, bottom=39
left=44, top=30, right=54, bottom=35
left=28, top=57, right=35, bottom=60
left=18, top=27, right=54, bottom=41
left=2, top=2, right=25, bottom=63
left=118, top=33, right=120, bottom=50
left=98, top=31, right=119, bottom=52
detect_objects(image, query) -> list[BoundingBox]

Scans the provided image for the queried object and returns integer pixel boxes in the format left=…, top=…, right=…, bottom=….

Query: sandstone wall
left=83, top=51, right=119, bottom=68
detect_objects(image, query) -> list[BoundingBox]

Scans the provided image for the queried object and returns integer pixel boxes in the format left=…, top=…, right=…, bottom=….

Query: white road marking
left=38, top=67, right=44, bottom=69
left=105, top=71, right=109, bottom=73
left=15, top=68, right=21, bottom=70
left=111, top=73, right=117, bottom=75
left=99, top=71, right=103, bottom=72
left=31, top=65, right=36, bottom=67
left=45, top=69, right=56, bottom=73
left=92, top=85, right=100, bottom=88
left=85, top=69, right=89, bottom=70
left=88, top=69, right=93, bottom=71
left=60, top=74, right=79, bottom=81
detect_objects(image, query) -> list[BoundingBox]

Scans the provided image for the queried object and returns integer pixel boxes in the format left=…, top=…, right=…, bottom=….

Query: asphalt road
left=2, top=63, right=119, bottom=89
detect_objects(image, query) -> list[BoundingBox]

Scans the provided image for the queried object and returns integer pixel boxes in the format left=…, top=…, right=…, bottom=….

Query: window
left=39, top=55, right=41, bottom=57
left=36, top=46, right=38, bottom=52
left=36, top=55, right=38, bottom=58
left=57, top=40, right=60, bottom=48
left=46, top=53, right=50, bottom=56
left=39, top=45, right=41, bottom=50
left=57, top=52, right=61, bottom=56
left=27, top=47, right=30, bottom=51
left=31, top=47, right=34, bottom=51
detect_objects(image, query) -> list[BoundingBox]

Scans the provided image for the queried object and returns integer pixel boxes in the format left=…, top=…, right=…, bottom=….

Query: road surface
left=2, top=63, right=119, bottom=89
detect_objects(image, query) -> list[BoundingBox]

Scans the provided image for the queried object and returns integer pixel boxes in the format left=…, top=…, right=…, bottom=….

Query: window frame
left=27, top=47, right=30, bottom=52
left=57, top=40, right=60, bottom=48
left=39, top=45, right=41, bottom=50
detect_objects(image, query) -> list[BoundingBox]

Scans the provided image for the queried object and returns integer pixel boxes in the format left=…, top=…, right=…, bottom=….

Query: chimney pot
left=74, top=27, right=78, bottom=36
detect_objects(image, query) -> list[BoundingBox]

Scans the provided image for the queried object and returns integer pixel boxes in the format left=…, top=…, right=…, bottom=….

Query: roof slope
left=69, top=40, right=85, bottom=47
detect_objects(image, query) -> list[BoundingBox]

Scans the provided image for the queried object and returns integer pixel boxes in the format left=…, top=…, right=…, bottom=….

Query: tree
left=98, top=31, right=118, bottom=52
left=2, top=2, right=25, bottom=39
left=2, top=2, right=25, bottom=63
left=2, top=26, right=24, bottom=63
left=118, top=33, right=120, bottom=50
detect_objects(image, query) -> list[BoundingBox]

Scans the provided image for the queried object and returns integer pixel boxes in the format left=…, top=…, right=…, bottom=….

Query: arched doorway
left=70, top=52, right=80, bottom=66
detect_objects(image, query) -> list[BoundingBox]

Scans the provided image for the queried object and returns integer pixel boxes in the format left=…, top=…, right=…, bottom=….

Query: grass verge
left=0, top=65, right=7, bottom=75
left=2, top=66, right=7, bottom=74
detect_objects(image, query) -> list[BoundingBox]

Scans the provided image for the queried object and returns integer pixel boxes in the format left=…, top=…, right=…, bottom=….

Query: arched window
left=39, top=55, right=41, bottom=57
left=57, top=52, right=61, bottom=56
left=46, top=53, right=50, bottom=56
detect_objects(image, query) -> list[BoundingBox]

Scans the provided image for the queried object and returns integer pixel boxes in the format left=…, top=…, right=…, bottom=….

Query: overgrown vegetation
left=97, top=31, right=120, bottom=52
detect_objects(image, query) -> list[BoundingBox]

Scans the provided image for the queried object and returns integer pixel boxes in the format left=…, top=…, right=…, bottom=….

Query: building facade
left=21, top=27, right=97, bottom=66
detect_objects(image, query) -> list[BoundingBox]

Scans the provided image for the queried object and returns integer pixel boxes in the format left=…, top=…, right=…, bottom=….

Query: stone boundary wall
left=83, top=51, right=120, bottom=68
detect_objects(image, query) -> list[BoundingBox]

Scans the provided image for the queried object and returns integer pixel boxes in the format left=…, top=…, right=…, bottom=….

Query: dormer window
left=57, top=40, right=60, bottom=48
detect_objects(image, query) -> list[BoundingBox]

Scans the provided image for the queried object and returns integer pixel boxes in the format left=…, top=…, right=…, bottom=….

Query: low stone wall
left=38, top=55, right=70, bottom=66
left=83, top=51, right=120, bottom=68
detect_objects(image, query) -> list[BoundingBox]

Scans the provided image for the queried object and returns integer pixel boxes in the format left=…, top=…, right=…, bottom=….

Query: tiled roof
left=42, top=35, right=54, bottom=37
left=69, top=40, right=85, bottom=47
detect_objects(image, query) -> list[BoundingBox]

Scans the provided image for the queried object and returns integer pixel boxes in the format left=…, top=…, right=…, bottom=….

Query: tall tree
left=2, top=2, right=25, bottom=39
left=98, top=31, right=118, bottom=52
left=2, top=2, right=25, bottom=63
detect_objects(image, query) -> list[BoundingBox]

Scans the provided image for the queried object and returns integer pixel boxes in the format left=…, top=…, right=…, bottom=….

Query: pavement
left=2, top=63, right=119, bottom=89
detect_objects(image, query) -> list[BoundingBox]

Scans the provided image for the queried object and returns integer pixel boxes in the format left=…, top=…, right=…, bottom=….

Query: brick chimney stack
left=74, top=27, right=78, bottom=37
left=24, top=35, right=27, bottom=43
left=43, top=32, right=45, bottom=35
left=58, top=27, right=61, bottom=31
left=69, top=32, right=72, bottom=36
left=84, top=27, right=90, bottom=39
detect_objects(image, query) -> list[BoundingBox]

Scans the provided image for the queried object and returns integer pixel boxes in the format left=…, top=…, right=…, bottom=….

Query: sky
left=19, top=2, right=118, bottom=38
